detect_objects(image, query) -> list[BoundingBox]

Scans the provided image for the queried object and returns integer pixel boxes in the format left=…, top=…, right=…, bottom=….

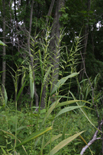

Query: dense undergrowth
left=0, top=104, right=97, bottom=155
left=0, top=32, right=102, bottom=155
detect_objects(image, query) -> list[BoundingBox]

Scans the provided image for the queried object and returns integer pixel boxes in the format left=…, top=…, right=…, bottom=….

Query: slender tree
left=2, top=0, right=6, bottom=93
left=80, top=0, right=91, bottom=79
left=40, top=0, right=65, bottom=107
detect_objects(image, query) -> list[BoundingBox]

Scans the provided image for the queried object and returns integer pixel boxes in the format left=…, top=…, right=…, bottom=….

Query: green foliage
left=0, top=86, right=8, bottom=107
left=16, top=126, right=52, bottom=148
left=49, top=131, right=84, bottom=155
left=51, top=72, right=79, bottom=96
left=0, top=104, right=97, bottom=155
left=55, top=106, right=83, bottom=118
left=1, top=0, right=103, bottom=153
left=0, top=25, right=102, bottom=154
left=0, top=41, right=6, bottom=46
left=0, top=46, right=87, bottom=154
left=29, top=65, right=34, bottom=100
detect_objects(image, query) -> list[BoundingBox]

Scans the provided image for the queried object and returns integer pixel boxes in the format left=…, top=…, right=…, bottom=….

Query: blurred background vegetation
left=0, top=0, right=103, bottom=154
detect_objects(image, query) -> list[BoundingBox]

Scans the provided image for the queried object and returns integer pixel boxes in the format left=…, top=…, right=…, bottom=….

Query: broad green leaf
left=56, top=100, right=91, bottom=108
left=39, top=49, right=43, bottom=82
left=56, top=100, right=79, bottom=107
left=29, top=65, right=34, bottom=99
left=16, top=78, right=27, bottom=101
left=2, top=85, right=8, bottom=106
left=16, top=126, right=52, bottom=148
left=48, top=131, right=84, bottom=155
left=0, top=40, right=6, bottom=46
left=51, top=72, right=79, bottom=95
left=69, top=91, right=99, bottom=131
left=42, top=99, right=60, bottom=125
left=55, top=106, right=83, bottom=118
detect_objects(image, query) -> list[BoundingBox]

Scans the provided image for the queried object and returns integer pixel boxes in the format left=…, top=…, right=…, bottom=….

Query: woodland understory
left=0, top=0, right=103, bottom=154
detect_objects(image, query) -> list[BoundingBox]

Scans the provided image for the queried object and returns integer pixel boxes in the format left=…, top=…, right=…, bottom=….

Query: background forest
left=0, top=0, right=103, bottom=154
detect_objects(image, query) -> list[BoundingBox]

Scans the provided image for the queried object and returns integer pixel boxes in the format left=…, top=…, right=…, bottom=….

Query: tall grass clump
left=0, top=32, right=96, bottom=155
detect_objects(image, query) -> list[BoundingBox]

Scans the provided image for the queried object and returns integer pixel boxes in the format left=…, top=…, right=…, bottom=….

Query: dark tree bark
left=40, top=0, right=65, bottom=107
left=50, top=0, right=65, bottom=102
left=2, top=0, right=6, bottom=93
left=24, top=0, right=30, bottom=30
left=46, top=0, right=56, bottom=23
left=40, top=0, right=56, bottom=108
left=79, top=0, right=91, bottom=79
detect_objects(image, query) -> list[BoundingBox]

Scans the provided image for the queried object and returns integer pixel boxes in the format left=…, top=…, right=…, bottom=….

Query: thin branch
left=80, top=119, right=103, bottom=155
left=46, top=0, right=55, bottom=23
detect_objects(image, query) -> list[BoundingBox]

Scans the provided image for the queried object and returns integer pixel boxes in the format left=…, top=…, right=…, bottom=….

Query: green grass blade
left=16, top=79, right=27, bottom=101
left=2, top=85, right=8, bottom=106
left=56, top=100, right=80, bottom=107
left=39, top=49, right=43, bottom=82
left=51, top=72, right=79, bottom=95
left=16, top=126, right=52, bottom=148
left=29, top=65, right=34, bottom=99
left=0, top=40, right=6, bottom=46
left=69, top=91, right=98, bottom=131
left=1, top=147, right=6, bottom=154
left=55, top=106, right=83, bottom=118
left=56, top=100, right=91, bottom=108
left=40, top=66, right=51, bottom=104
left=48, top=131, right=84, bottom=155
left=0, top=129, right=16, bottom=138
left=42, top=99, right=60, bottom=125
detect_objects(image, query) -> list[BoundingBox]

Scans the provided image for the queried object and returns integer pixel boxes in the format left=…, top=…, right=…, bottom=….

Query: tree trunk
left=46, top=0, right=55, bottom=23
left=40, top=0, right=56, bottom=108
left=24, top=0, right=30, bottom=30
left=2, top=0, right=6, bottom=93
left=41, top=0, right=65, bottom=107
left=50, top=0, right=65, bottom=102
left=79, top=0, right=91, bottom=80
